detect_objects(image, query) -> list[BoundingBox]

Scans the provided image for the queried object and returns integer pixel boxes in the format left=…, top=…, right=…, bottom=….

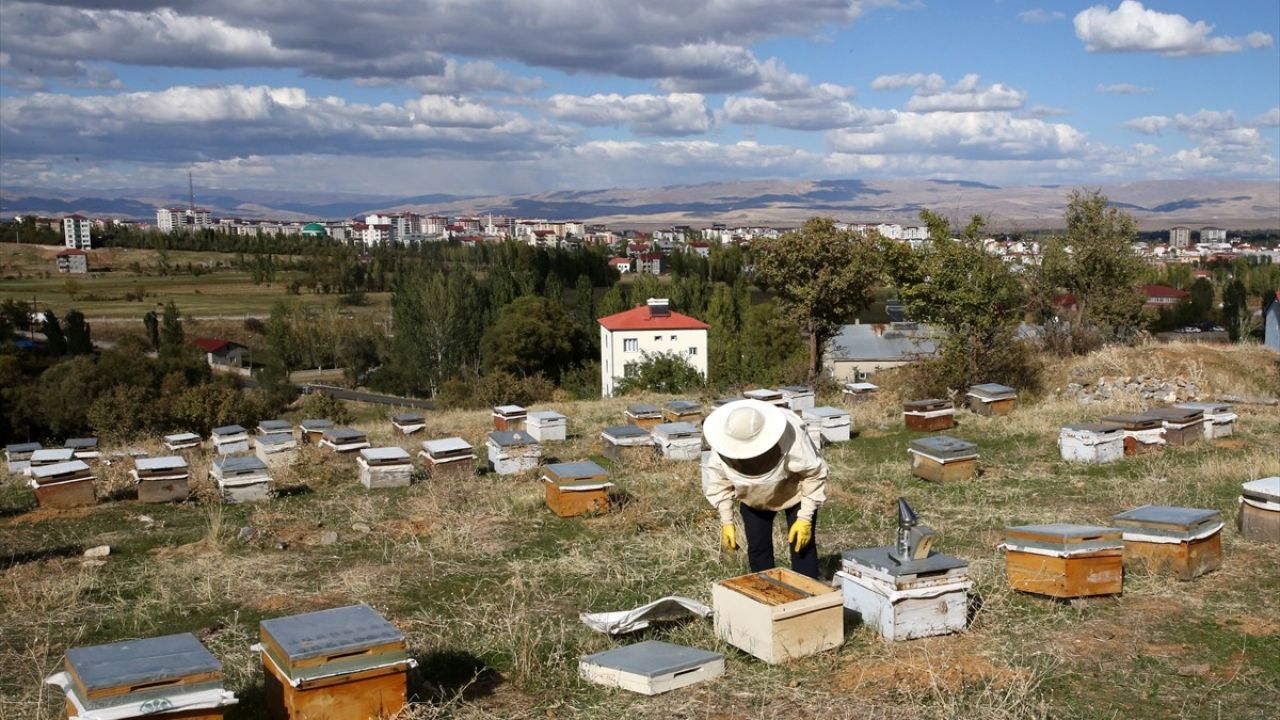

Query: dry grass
left=3, top=344, right=1279, bottom=719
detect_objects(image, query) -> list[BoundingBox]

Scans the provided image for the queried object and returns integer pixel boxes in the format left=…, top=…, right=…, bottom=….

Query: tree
left=705, top=282, right=742, bottom=385
left=390, top=269, right=484, bottom=396
left=598, top=282, right=629, bottom=318
left=753, top=217, right=880, bottom=379
left=64, top=310, right=93, bottom=355
left=159, top=301, right=184, bottom=357
left=480, top=295, right=581, bottom=382
left=42, top=310, right=67, bottom=356
left=1187, top=277, right=1215, bottom=323
left=1221, top=279, right=1249, bottom=341
left=143, top=310, right=160, bottom=351
left=1038, top=189, right=1144, bottom=337
left=615, top=351, right=705, bottom=394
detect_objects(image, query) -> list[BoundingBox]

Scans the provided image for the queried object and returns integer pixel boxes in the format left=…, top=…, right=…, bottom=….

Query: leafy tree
left=598, top=282, right=629, bottom=318
left=1187, top=277, right=1215, bottom=323
left=390, top=269, right=484, bottom=396
left=143, top=310, right=160, bottom=351
left=87, top=385, right=160, bottom=442
left=705, top=282, right=742, bottom=385
left=1038, top=189, right=1144, bottom=337
left=616, top=351, right=706, bottom=394
left=481, top=295, right=581, bottom=382
left=738, top=300, right=807, bottom=386
left=42, top=310, right=67, bottom=356
left=64, top=310, right=93, bottom=355
left=543, top=273, right=564, bottom=304
left=159, top=301, right=185, bottom=357
left=300, top=392, right=353, bottom=425
left=753, top=217, right=880, bottom=379
left=1222, top=278, right=1249, bottom=342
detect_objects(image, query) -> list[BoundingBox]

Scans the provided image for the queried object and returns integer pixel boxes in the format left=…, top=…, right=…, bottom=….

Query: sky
left=0, top=0, right=1277, bottom=196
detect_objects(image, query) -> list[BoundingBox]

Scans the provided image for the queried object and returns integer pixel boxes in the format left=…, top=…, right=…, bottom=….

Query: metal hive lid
left=1173, top=401, right=1233, bottom=414
left=665, top=400, right=701, bottom=412
left=1112, top=505, right=1221, bottom=530
left=527, top=410, right=567, bottom=421
left=32, top=448, right=75, bottom=462
left=1006, top=523, right=1117, bottom=540
left=260, top=604, right=404, bottom=662
left=909, top=435, right=977, bottom=457
left=803, top=406, right=848, bottom=419
left=392, top=412, right=424, bottom=423
left=323, top=427, right=366, bottom=441
left=258, top=433, right=294, bottom=446
left=626, top=403, right=661, bottom=415
left=844, top=382, right=878, bottom=391
left=423, top=437, right=472, bottom=454
left=743, top=388, right=781, bottom=399
left=653, top=422, right=699, bottom=437
left=1100, top=414, right=1162, bottom=429
left=1144, top=407, right=1202, bottom=422
left=211, top=424, right=247, bottom=436
left=544, top=461, right=608, bottom=479
left=969, top=383, right=1016, bottom=397
left=488, top=430, right=535, bottom=446
left=580, top=640, right=722, bottom=679
left=779, top=385, right=813, bottom=395
left=1062, top=422, right=1124, bottom=434
left=602, top=425, right=651, bottom=439
left=163, top=432, right=200, bottom=442
left=360, top=446, right=411, bottom=462
left=903, top=398, right=950, bottom=410
left=5, top=441, right=42, bottom=453
left=65, top=633, right=220, bottom=692
left=1241, top=477, right=1280, bottom=502
left=30, top=460, right=91, bottom=478
left=214, top=455, right=268, bottom=474
left=136, top=456, right=188, bottom=471
left=493, top=404, right=526, bottom=415
left=63, top=437, right=99, bottom=449
left=300, top=419, right=333, bottom=430
left=258, top=419, right=292, bottom=431
left=841, top=546, right=968, bottom=576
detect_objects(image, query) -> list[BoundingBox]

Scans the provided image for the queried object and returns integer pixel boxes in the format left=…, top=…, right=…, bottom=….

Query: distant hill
left=2, top=178, right=1277, bottom=230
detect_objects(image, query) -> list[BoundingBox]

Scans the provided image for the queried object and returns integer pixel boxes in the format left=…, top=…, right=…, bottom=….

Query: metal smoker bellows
left=888, top=498, right=937, bottom=566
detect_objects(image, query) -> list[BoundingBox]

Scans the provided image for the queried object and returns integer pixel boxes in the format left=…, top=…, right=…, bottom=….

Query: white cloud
left=1096, top=83, right=1152, bottom=95
left=1023, top=105, right=1071, bottom=119
left=722, top=86, right=893, bottom=131
left=827, top=111, right=1086, bottom=160
left=1074, top=1, right=1274, bottom=56
left=543, top=93, right=712, bottom=136
left=1019, top=9, right=1065, bottom=24
left=408, top=60, right=543, bottom=95
left=1250, top=107, right=1280, bottom=128
left=1122, top=109, right=1270, bottom=154
left=871, top=73, right=946, bottom=92
left=1121, top=115, right=1172, bottom=134
left=872, top=73, right=1026, bottom=112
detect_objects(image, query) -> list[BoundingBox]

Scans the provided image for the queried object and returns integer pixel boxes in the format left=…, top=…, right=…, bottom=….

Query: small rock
left=351, top=523, right=371, bottom=534
left=237, top=527, right=258, bottom=542
left=83, top=545, right=111, bottom=558
left=80, top=560, right=107, bottom=568
left=1177, top=664, right=1210, bottom=677
left=137, top=515, right=155, bottom=524
left=319, top=531, right=339, bottom=546
left=274, top=541, right=290, bottom=551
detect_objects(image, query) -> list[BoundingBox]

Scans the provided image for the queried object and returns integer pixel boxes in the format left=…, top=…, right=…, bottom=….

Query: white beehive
left=651, top=422, right=702, bottom=461
left=1058, top=423, right=1125, bottom=464
left=358, top=447, right=414, bottom=489
left=526, top=410, right=568, bottom=443
left=802, top=406, right=851, bottom=444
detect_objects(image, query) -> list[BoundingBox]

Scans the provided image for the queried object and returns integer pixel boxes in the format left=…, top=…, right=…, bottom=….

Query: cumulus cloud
left=827, top=111, right=1086, bottom=160
left=0, top=85, right=571, bottom=162
left=722, top=84, right=893, bottom=131
left=543, top=93, right=712, bottom=136
left=1251, top=107, right=1280, bottom=127
left=405, top=60, right=543, bottom=95
left=1074, top=1, right=1274, bottom=56
left=1121, top=115, right=1172, bottom=134
left=870, top=72, right=946, bottom=93
left=872, top=73, right=1026, bottom=112
left=1019, top=9, right=1065, bottom=24
left=1023, top=105, right=1071, bottom=119
left=1096, top=83, right=1152, bottom=95
left=1122, top=109, right=1269, bottom=154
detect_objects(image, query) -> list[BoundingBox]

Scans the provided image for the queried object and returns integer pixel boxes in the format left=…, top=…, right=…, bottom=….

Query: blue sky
left=0, top=1, right=1276, bottom=195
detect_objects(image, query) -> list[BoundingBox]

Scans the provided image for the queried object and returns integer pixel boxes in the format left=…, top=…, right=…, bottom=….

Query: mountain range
left=2, top=178, right=1277, bottom=230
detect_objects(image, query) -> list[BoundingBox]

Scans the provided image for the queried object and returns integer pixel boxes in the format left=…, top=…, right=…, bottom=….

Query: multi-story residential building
left=1169, top=226, right=1191, bottom=248
left=61, top=215, right=92, bottom=249
left=156, top=207, right=211, bottom=233
left=598, top=298, right=708, bottom=397
left=1200, top=227, right=1227, bottom=243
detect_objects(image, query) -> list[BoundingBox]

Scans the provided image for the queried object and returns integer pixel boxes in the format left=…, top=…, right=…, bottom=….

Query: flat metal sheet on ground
left=580, top=640, right=721, bottom=676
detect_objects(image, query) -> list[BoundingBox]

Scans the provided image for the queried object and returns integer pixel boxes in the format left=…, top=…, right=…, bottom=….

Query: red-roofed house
left=598, top=298, right=708, bottom=396
left=608, top=257, right=632, bottom=273
left=1143, top=284, right=1190, bottom=309
left=55, top=248, right=88, bottom=274
left=191, top=337, right=249, bottom=368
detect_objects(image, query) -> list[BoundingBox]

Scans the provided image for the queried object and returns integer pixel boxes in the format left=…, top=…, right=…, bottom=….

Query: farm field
left=1, top=343, right=1278, bottom=719
left=0, top=244, right=390, bottom=320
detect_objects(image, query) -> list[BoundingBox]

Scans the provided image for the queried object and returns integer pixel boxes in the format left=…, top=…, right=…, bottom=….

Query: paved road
left=302, top=384, right=435, bottom=409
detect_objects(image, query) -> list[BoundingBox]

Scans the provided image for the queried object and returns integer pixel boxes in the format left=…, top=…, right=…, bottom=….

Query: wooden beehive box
left=601, top=425, right=655, bottom=462
left=50, top=632, right=235, bottom=720
left=163, top=432, right=202, bottom=451
left=742, top=388, right=787, bottom=408
left=357, top=447, right=414, bottom=489
left=1239, top=477, right=1279, bottom=544
left=908, top=435, right=978, bottom=483
left=526, top=410, right=568, bottom=442
left=30, top=460, right=96, bottom=509
left=903, top=399, right=955, bottom=431
left=836, top=546, right=971, bottom=642
left=419, top=437, right=476, bottom=479
left=842, top=382, right=879, bottom=406
left=1100, top=414, right=1165, bottom=456
left=257, top=419, right=294, bottom=439
left=131, top=456, right=191, bottom=503
left=255, top=433, right=298, bottom=468
left=1058, top=422, right=1125, bottom=464
left=780, top=386, right=815, bottom=413
left=802, top=406, right=851, bottom=444
left=579, top=640, right=724, bottom=695
left=712, top=568, right=844, bottom=664
left=966, top=383, right=1017, bottom=416
left=259, top=604, right=411, bottom=720
left=1112, top=505, right=1223, bottom=580
left=624, top=403, right=663, bottom=429
left=390, top=412, right=426, bottom=436
left=1144, top=407, right=1203, bottom=447
left=663, top=399, right=703, bottom=424
left=5, top=441, right=42, bottom=474
left=542, top=461, right=612, bottom=517
left=319, top=427, right=370, bottom=453
left=64, top=437, right=100, bottom=461
left=1003, top=524, right=1123, bottom=598
left=1174, top=401, right=1237, bottom=439
left=299, top=419, right=333, bottom=445
left=492, top=404, right=527, bottom=432
left=651, top=422, right=702, bottom=461
left=211, top=454, right=273, bottom=504
left=211, top=425, right=250, bottom=455
left=486, top=431, right=541, bottom=475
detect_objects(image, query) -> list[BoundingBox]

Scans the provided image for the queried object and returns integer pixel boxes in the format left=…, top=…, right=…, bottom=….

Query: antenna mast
left=188, top=170, right=196, bottom=214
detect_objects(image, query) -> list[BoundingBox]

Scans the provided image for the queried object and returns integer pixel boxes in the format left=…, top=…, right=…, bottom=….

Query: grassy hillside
left=2, top=343, right=1278, bottom=719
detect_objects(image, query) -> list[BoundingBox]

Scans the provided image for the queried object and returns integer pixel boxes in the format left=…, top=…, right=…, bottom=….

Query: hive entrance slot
left=128, top=678, right=181, bottom=692
left=325, top=648, right=373, bottom=662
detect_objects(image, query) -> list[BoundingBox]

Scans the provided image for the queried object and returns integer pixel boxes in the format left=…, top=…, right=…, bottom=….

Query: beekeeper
left=701, top=398, right=827, bottom=579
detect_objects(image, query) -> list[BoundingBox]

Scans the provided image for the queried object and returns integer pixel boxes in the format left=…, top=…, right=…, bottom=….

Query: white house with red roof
left=597, top=298, right=708, bottom=396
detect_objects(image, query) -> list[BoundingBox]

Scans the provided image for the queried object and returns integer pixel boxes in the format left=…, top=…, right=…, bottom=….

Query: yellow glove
left=720, top=524, right=738, bottom=551
left=788, top=519, right=813, bottom=552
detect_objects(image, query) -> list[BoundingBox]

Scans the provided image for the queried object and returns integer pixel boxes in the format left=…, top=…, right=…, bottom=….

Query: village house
left=824, top=322, right=940, bottom=382
left=598, top=298, right=708, bottom=397
left=55, top=248, right=88, bottom=274
left=1142, top=284, right=1190, bottom=310
left=191, top=337, right=249, bottom=369
left=608, top=257, right=632, bottom=273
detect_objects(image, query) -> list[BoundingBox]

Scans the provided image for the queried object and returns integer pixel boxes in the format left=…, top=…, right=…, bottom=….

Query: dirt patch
left=1219, top=614, right=1280, bottom=637
left=3, top=504, right=97, bottom=525
left=246, top=591, right=349, bottom=614
left=1211, top=439, right=1247, bottom=451
left=835, top=643, right=1029, bottom=696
